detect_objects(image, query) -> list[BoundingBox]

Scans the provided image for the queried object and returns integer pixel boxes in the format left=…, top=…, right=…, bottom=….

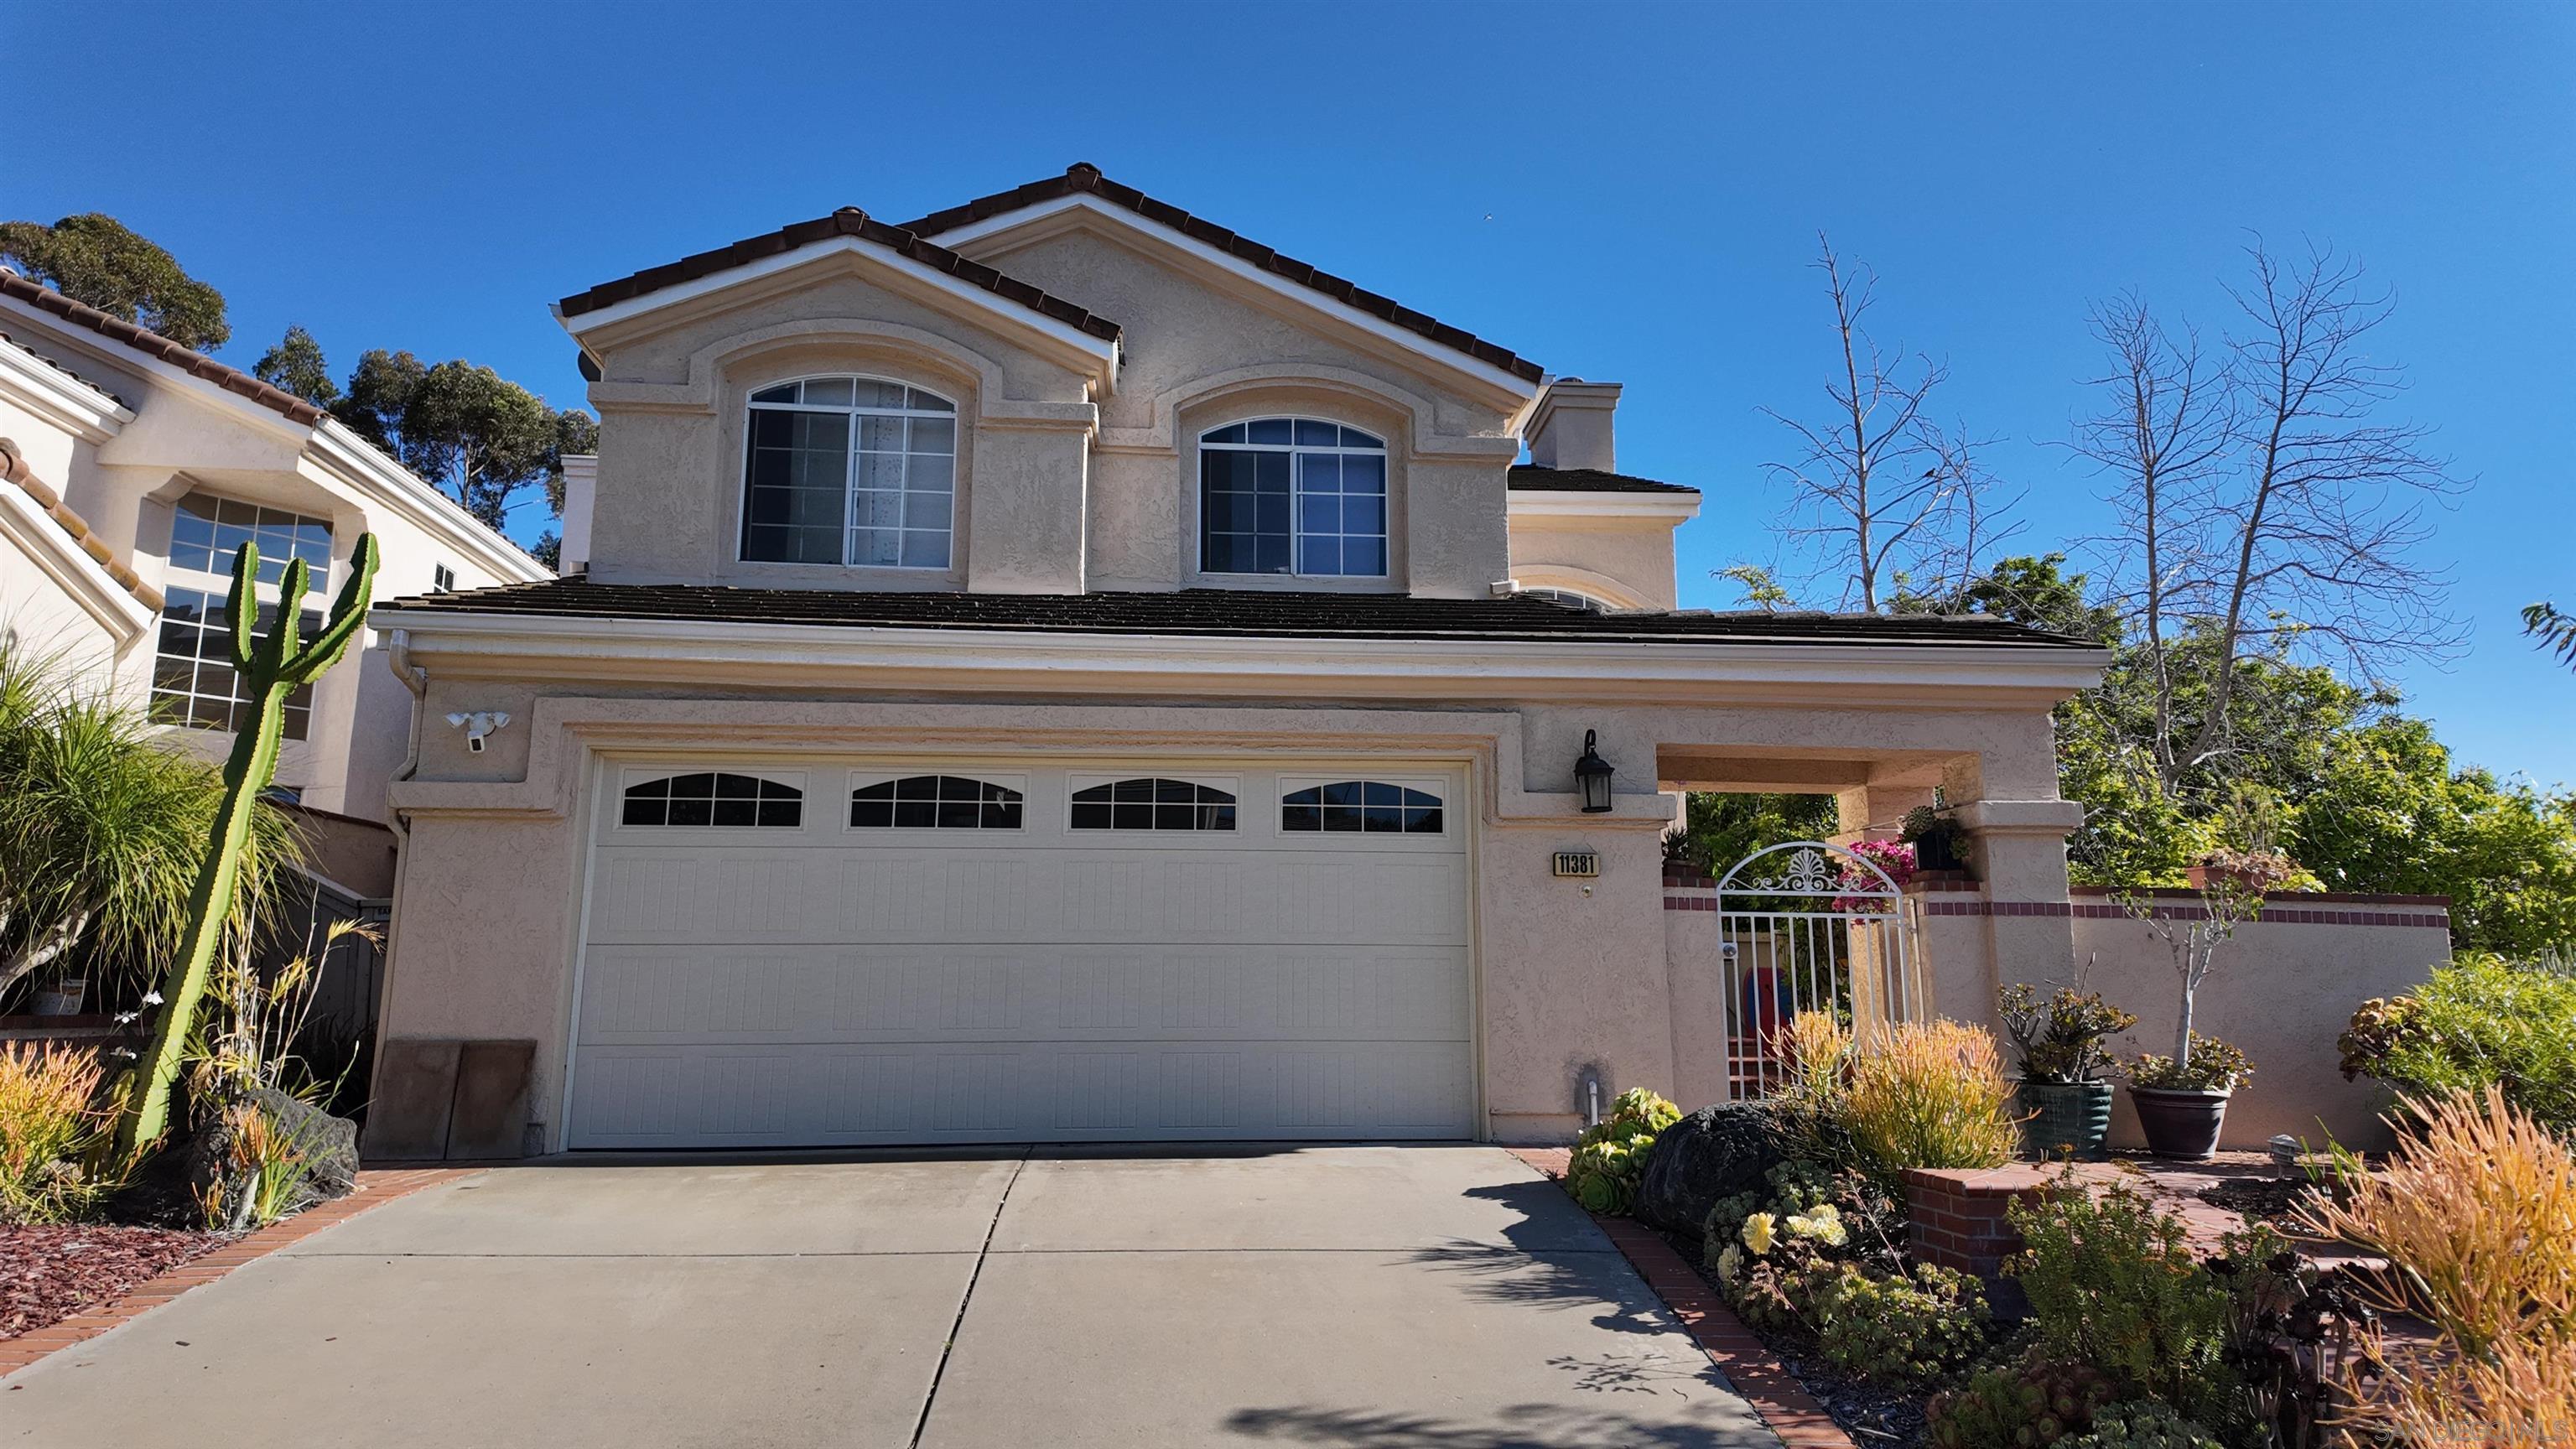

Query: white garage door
left=565, top=758, right=1475, bottom=1148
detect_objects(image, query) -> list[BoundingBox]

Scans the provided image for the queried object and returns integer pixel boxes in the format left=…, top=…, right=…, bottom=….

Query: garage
left=564, top=757, right=1476, bottom=1148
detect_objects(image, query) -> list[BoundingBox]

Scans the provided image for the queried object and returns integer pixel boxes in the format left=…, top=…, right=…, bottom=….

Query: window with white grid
left=1199, top=418, right=1387, bottom=578
left=740, top=376, right=957, bottom=569
left=153, top=493, right=332, bottom=740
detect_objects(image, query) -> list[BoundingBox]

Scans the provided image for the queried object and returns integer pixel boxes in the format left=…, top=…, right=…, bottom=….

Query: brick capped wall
left=1901, top=1166, right=2068, bottom=1277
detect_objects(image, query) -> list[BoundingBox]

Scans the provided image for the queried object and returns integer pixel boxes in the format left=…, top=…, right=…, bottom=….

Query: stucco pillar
left=1833, top=782, right=1939, bottom=844
left=1937, top=797, right=2086, bottom=1030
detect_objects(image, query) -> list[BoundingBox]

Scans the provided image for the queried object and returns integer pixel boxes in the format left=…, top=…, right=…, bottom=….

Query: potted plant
left=2124, top=1033, right=2253, bottom=1161
left=1900, top=804, right=1970, bottom=874
left=1998, top=972, right=2137, bottom=1159
left=2184, top=845, right=2298, bottom=895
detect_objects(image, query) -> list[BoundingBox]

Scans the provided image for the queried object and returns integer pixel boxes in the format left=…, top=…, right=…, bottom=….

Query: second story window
left=1200, top=418, right=1387, bottom=579
left=740, top=376, right=957, bottom=570
left=154, top=493, right=332, bottom=740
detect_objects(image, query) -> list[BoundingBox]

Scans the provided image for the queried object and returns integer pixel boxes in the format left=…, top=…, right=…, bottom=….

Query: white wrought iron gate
left=1713, top=841, right=1926, bottom=1099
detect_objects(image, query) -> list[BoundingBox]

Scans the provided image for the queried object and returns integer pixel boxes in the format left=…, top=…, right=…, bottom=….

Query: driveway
left=3, top=1146, right=1779, bottom=1448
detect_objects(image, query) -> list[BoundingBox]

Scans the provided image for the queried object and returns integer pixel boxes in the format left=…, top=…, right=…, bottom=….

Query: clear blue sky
left=13, top=1, right=2571, bottom=782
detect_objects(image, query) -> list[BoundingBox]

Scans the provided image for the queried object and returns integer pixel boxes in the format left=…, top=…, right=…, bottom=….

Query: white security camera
left=445, top=710, right=512, bottom=754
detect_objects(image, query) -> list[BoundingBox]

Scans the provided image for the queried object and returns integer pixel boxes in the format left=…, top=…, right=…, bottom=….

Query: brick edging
left=1504, top=1147, right=1857, bottom=1449
left=0, top=1167, right=472, bottom=1378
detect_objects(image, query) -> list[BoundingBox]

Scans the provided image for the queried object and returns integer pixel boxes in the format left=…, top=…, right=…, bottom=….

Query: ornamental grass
left=1841, top=1019, right=2022, bottom=1176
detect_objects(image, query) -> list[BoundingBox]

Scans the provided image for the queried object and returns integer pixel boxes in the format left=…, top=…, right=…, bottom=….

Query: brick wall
left=1900, top=1166, right=2065, bottom=1277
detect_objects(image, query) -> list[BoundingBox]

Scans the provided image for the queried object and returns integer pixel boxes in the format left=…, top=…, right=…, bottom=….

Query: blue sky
left=13, top=1, right=2572, bottom=782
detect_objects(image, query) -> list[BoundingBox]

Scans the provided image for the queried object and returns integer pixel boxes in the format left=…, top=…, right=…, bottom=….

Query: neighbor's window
left=1070, top=778, right=1237, bottom=832
left=433, top=563, right=457, bottom=592
left=1281, top=782, right=1443, bottom=834
left=1199, top=418, right=1386, bottom=578
left=154, top=493, right=331, bottom=739
left=740, top=376, right=958, bottom=569
left=621, top=772, right=804, bottom=828
left=850, top=775, right=1024, bottom=829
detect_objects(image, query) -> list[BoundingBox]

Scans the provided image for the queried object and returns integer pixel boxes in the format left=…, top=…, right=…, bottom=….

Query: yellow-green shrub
left=0, top=1043, right=115, bottom=1223
left=1564, top=1087, right=1680, bottom=1214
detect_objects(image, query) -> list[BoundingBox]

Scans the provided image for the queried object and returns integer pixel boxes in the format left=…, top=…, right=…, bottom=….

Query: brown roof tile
left=902, top=165, right=1548, bottom=387
left=0, top=271, right=323, bottom=424
left=0, top=439, right=164, bottom=611
left=376, top=579, right=2095, bottom=650
left=1508, top=465, right=1698, bottom=496
left=557, top=208, right=1122, bottom=343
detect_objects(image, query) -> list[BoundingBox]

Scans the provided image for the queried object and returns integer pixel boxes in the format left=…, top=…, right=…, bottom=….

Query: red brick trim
left=0, top=1168, right=470, bottom=1378
left=1913, top=898, right=2449, bottom=928
left=1504, top=1146, right=1857, bottom=1449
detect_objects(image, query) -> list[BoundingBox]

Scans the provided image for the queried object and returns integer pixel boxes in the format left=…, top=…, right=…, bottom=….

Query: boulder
left=1633, top=1101, right=1791, bottom=1235
left=182, top=1086, right=361, bottom=1226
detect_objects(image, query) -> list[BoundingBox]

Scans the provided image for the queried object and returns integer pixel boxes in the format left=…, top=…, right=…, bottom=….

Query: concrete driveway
left=3, top=1146, right=1779, bottom=1448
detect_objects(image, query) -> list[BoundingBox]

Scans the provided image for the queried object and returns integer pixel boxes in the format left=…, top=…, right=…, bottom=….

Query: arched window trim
left=849, top=774, right=1025, bottom=830
left=1197, top=416, right=1389, bottom=580
left=740, top=373, right=958, bottom=572
left=1069, top=776, right=1239, bottom=832
left=1280, top=780, right=1445, bottom=835
left=621, top=771, right=805, bottom=828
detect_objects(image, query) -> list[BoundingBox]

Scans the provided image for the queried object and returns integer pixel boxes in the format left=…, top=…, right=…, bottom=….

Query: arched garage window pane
left=1281, top=782, right=1441, bottom=834
left=1069, top=778, right=1236, bottom=832
left=623, top=773, right=803, bottom=828
left=850, top=776, right=1024, bottom=829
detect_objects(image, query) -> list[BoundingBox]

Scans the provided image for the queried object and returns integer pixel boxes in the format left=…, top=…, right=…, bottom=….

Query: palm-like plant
left=0, top=641, right=297, bottom=1004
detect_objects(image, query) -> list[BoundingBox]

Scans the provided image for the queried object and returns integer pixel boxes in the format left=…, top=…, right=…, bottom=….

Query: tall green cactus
left=113, top=532, right=380, bottom=1161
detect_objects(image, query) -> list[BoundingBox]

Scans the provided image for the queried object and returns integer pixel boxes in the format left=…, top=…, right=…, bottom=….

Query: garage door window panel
left=849, top=774, right=1024, bottom=829
left=621, top=772, right=804, bottom=828
left=1070, top=777, right=1237, bottom=832
left=1281, top=781, right=1444, bottom=835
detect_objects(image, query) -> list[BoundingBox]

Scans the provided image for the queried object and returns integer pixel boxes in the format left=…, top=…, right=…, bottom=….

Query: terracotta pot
left=2186, top=862, right=2267, bottom=892
left=2017, top=1079, right=2115, bottom=1161
left=2130, top=1085, right=2232, bottom=1161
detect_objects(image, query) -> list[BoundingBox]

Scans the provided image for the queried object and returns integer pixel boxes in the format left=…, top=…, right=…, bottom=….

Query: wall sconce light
left=446, top=710, right=512, bottom=755
left=1575, top=729, right=1615, bottom=813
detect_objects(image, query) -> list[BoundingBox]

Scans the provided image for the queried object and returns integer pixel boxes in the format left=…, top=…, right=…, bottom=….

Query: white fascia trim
left=932, top=195, right=1541, bottom=404
left=308, top=422, right=552, bottom=584
left=384, top=609, right=2111, bottom=706
left=554, top=236, right=1120, bottom=383
left=1507, top=490, right=1701, bottom=523
left=0, top=338, right=134, bottom=442
left=0, top=485, right=156, bottom=643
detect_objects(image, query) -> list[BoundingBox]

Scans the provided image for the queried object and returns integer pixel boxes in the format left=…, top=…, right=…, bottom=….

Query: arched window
left=1281, top=782, right=1443, bottom=835
left=1199, top=418, right=1386, bottom=578
left=1522, top=587, right=1613, bottom=613
left=849, top=775, right=1023, bottom=829
left=1069, top=778, right=1237, bottom=832
left=740, top=376, right=957, bottom=569
left=622, top=772, right=803, bottom=828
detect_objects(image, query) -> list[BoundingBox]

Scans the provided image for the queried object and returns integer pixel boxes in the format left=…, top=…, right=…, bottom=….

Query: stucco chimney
left=1525, top=379, right=1622, bottom=472
left=558, top=454, right=597, bottom=576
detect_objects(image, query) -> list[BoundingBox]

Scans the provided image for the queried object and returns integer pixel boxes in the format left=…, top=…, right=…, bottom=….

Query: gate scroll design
left=1712, top=840, right=1926, bottom=1100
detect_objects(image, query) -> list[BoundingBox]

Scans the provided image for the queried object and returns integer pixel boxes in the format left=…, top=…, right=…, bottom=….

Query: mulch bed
left=2, top=1224, right=236, bottom=1340
left=2199, top=1175, right=2321, bottom=1232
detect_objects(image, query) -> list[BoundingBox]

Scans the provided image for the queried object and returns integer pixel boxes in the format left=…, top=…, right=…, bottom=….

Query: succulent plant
left=1562, top=1088, right=1679, bottom=1216
left=1925, top=1356, right=2116, bottom=1449
left=2059, top=1400, right=2225, bottom=1449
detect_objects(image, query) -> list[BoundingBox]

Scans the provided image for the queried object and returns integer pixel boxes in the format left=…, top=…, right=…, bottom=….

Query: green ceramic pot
left=2017, top=1079, right=2116, bottom=1161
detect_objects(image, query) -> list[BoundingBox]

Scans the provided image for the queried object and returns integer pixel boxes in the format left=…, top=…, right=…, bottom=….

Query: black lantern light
left=1574, top=729, right=1615, bottom=813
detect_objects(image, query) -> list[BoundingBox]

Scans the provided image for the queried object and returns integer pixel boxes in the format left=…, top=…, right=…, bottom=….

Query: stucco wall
left=1506, top=513, right=1680, bottom=610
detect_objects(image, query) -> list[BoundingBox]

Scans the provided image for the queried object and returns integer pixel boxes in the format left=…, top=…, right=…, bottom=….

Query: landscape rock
left=1633, top=1101, right=1792, bottom=1235
left=180, top=1086, right=361, bottom=1224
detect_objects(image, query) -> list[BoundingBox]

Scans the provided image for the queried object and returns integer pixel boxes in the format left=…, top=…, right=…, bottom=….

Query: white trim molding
left=0, top=335, right=135, bottom=442
left=1507, top=489, right=1701, bottom=523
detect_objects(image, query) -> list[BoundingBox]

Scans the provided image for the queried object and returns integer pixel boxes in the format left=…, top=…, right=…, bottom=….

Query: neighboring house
left=0, top=270, right=549, bottom=828
left=368, top=164, right=2108, bottom=1156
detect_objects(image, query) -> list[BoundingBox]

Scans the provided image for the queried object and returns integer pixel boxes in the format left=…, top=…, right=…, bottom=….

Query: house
left=0, top=270, right=551, bottom=854
left=365, top=164, right=2111, bottom=1156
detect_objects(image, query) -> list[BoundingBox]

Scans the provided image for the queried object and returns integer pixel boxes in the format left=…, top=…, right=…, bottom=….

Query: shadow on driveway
left=1223, top=1403, right=1773, bottom=1447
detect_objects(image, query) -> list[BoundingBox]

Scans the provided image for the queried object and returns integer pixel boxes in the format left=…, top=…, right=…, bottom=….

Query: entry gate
left=1713, top=841, right=1925, bottom=1099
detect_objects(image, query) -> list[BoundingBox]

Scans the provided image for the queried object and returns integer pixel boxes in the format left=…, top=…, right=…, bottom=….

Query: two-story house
left=0, top=271, right=550, bottom=911
left=367, top=164, right=2104, bottom=1156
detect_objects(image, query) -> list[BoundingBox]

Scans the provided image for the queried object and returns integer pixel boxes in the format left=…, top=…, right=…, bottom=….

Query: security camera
left=445, top=710, right=512, bottom=754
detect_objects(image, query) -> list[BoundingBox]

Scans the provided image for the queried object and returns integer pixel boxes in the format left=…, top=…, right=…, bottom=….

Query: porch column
left=1832, top=782, right=1939, bottom=844
left=1927, top=797, right=2085, bottom=1029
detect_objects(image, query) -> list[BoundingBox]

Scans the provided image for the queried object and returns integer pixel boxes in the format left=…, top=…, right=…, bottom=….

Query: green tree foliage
left=1944, top=555, right=2576, bottom=953
left=297, top=344, right=592, bottom=532
left=2527, top=603, right=2576, bottom=673
left=0, top=214, right=229, bottom=351
left=251, top=325, right=340, bottom=407
left=1666, top=791, right=1841, bottom=875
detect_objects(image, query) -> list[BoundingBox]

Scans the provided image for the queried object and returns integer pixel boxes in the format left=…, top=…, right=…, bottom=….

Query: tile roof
left=375, top=579, right=2096, bottom=650
left=0, top=327, right=132, bottom=410
left=0, top=271, right=325, bottom=423
left=1508, top=465, right=1697, bottom=496
left=556, top=209, right=1122, bottom=343
left=900, top=164, right=1547, bottom=385
left=0, top=439, right=164, bottom=611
